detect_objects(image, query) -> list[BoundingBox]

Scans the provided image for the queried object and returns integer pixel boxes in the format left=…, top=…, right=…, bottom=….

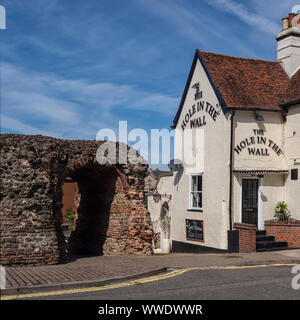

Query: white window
left=189, top=174, right=203, bottom=210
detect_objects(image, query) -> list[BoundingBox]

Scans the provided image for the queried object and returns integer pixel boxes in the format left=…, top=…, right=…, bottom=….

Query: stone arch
left=66, top=161, right=131, bottom=256
left=0, top=134, right=153, bottom=265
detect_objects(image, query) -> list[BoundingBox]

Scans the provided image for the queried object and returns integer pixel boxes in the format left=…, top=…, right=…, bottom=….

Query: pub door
left=242, top=178, right=259, bottom=226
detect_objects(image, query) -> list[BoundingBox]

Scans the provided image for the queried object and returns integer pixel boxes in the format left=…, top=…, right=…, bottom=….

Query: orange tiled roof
left=200, top=51, right=290, bottom=111
left=282, top=68, right=300, bottom=105
left=173, top=50, right=299, bottom=127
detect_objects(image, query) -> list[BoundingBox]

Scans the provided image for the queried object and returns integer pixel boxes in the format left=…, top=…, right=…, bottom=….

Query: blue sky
left=0, top=0, right=298, bottom=167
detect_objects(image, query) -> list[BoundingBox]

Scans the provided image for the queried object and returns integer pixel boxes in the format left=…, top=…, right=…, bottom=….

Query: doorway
left=66, top=165, right=132, bottom=257
left=160, top=201, right=171, bottom=252
left=241, top=178, right=259, bottom=226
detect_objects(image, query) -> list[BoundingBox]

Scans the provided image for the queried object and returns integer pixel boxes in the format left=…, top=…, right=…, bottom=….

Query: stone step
left=256, top=241, right=288, bottom=250
left=256, top=230, right=266, bottom=236
left=256, top=246, right=290, bottom=252
left=256, top=235, right=275, bottom=242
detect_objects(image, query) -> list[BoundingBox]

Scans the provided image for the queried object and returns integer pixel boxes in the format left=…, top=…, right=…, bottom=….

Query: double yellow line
left=1, top=263, right=297, bottom=300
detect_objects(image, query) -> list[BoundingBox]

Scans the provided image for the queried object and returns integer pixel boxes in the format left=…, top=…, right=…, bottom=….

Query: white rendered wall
left=172, top=58, right=231, bottom=250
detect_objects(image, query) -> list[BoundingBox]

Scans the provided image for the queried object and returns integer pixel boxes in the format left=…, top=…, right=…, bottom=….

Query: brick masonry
left=233, top=223, right=257, bottom=253
left=0, top=134, right=153, bottom=266
left=265, top=219, right=300, bottom=248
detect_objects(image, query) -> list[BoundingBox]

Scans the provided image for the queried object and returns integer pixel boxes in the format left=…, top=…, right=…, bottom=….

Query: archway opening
left=67, top=166, right=118, bottom=256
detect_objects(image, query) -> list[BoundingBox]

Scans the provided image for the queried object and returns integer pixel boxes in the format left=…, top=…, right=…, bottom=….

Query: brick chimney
left=277, top=12, right=300, bottom=77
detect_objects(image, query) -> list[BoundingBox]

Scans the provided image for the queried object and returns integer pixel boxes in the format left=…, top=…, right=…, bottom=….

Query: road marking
left=1, top=263, right=297, bottom=300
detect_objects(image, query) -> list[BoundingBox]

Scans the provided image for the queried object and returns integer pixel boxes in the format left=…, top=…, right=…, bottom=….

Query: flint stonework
left=0, top=134, right=153, bottom=266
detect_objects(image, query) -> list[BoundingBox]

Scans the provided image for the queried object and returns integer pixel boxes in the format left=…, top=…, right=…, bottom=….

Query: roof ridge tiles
left=199, top=50, right=281, bottom=64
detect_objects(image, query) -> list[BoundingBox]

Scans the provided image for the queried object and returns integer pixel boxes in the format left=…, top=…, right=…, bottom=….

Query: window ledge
left=187, top=209, right=203, bottom=212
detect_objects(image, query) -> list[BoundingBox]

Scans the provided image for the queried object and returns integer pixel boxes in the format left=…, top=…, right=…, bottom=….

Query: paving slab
left=274, top=249, right=300, bottom=259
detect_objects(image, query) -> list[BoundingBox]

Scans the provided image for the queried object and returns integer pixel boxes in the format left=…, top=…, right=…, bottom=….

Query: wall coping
left=264, top=219, right=300, bottom=227
left=233, top=222, right=257, bottom=230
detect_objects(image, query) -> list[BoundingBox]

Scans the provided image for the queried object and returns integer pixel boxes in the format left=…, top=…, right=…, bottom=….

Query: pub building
left=148, top=12, right=300, bottom=253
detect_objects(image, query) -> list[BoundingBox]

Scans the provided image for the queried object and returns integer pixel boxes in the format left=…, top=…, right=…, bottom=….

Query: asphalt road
left=16, top=265, right=300, bottom=300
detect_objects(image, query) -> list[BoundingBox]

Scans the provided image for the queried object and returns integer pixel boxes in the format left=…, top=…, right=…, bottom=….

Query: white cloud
left=1, top=61, right=179, bottom=139
left=205, top=0, right=280, bottom=35
left=26, top=36, right=79, bottom=57
left=130, top=94, right=179, bottom=116
left=2, top=63, right=80, bottom=125
left=1, top=115, right=45, bottom=135
left=138, top=0, right=221, bottom=44
left=137, top=0, right=261, bottom=57
left=251, top=0, right=296, bottom=19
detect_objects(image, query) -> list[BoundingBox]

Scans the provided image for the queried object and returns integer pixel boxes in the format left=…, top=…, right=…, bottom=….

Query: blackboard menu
left=186, top=219, right=204, bottom=242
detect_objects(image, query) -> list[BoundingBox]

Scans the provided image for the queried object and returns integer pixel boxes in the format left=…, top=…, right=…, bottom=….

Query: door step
left=256, top=235, right=275, bottom=242
left=256, top=230, right=288, bottom=252
left=256, top=246, right=290, bottom=252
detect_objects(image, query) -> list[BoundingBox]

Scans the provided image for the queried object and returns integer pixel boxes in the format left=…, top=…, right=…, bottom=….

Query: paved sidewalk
left=2, top=250, right=300, bottom=295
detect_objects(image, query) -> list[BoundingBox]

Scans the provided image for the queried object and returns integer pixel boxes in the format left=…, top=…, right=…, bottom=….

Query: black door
left=242, top=179, right=258, bottom=226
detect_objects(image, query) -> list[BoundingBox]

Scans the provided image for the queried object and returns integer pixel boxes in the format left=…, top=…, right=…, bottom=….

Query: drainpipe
left=229, top=111, right=235, bottom=231
left=227, top=110, right=239, bottom=253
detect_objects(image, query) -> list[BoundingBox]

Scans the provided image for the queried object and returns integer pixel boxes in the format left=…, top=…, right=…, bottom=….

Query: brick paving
left=3, top=250, right=300, bottom=291
left=4, top=256, right=158, bottom=289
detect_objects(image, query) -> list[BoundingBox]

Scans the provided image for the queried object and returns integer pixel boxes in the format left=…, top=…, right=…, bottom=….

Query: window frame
left=189, top=173, right=203, bottom=211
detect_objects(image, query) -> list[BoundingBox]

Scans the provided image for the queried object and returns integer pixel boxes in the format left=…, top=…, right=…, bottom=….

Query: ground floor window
left=190, top=174, right=203, bottom=210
